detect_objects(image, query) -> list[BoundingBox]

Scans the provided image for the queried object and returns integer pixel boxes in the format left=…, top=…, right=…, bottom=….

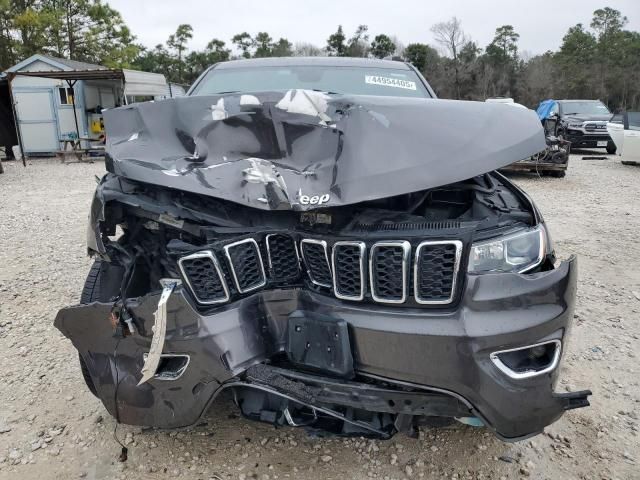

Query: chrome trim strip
left=300, top=238, right=332, bottom=288
left=489, top=340, right=562, bottom=380
left=265, top=233, right=300, bottom=274
left=177, top=250, right=230, bottom=305
left=142, top=353, right=191, bottom=381
left=332, top=241, right=366, bottom=301
left=223, top=238, right=267, bottom=294
left=413, top=240, right=463, bottom=305
left=516, top=226, right=546, bottom=274
left=369, top=241, right=411, bottom=304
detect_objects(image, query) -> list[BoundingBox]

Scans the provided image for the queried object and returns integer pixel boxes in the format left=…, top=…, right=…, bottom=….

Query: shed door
left=13, top=90, right=58, bottom=153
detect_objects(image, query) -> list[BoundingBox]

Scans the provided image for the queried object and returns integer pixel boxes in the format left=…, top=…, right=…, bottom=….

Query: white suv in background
left=608, top=112, right=640, bottom=165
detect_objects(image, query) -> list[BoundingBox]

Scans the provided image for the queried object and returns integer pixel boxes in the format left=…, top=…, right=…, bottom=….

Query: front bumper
left=55, top=256, right=589, bottom=441
left=566, top=131, right=612, bottom=149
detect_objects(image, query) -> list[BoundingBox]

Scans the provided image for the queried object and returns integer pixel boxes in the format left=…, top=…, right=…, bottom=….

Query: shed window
left=58, top=87, right=75, bottom=105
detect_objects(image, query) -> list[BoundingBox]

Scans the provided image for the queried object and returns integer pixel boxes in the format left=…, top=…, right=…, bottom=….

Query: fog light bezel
left=142, top=353, right=190, bottom=381
left=489, top=340, right=561, bottom=380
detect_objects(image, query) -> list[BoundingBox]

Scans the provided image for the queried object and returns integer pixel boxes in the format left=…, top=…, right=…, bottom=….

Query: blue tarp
left=536, top=99, right=557, bottom=120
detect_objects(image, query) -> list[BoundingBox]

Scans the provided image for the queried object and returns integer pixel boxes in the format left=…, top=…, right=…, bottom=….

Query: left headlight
left=468, top=225, right=546, bottom=273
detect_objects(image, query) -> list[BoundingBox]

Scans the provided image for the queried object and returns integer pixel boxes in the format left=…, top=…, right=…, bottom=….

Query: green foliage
left=0, top=0, right=140, bottom=69
left=231, top=32, right=253, bottom=59
left=0, top=3, right=638, bottom=108
left=347, top=25, right=369, bottom=57
left=253, top=32, right=273, bottom=58
left=0, top=0, right=17, bottom=68
left=326, top=25, right=347, bottom=56
left=591, top=7, right=627, bottom=38
left=485, top=25, right=520, bottom=64
left=370, top=34, right=395, bottom=59
left=404, top=43, right=430, bottom=72
left=271, top=38, right=293, bottom=57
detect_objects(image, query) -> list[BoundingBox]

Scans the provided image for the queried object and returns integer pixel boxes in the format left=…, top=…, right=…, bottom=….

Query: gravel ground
left=0, top=155, right=638, bottom=480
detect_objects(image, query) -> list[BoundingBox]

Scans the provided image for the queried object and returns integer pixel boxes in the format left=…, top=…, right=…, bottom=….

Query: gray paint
left=104, top=91, right=546, bottom=211
left=55, top=256, right=582, bottom=440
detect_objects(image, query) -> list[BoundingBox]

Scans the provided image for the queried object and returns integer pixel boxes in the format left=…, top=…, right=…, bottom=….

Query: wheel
left=547, top=170, right=566, bottom=178
left=606, top=142, right=617, bottom=155
left=77, top=260, right=104, bottom=397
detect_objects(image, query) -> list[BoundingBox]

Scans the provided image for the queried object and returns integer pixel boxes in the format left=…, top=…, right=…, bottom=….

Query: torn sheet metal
left=103, top=91, right=546, bottom=211
left=138, top=280, right=178, bottom=385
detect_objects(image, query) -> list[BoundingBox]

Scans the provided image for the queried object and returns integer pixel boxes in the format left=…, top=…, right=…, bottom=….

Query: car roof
left=214, top=56, right=413, bottom=70
left=557, top=99, right=603, bottom=103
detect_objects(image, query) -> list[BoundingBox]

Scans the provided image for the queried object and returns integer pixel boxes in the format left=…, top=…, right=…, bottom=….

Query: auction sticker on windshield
left=365, top=75, right=417, bottom=90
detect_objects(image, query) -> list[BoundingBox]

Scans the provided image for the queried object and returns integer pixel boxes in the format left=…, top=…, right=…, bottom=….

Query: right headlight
left=468, top=225, right=546, bottom=274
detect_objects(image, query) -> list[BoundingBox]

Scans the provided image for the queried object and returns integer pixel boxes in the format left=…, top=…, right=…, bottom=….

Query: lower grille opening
left=178, top=251, right=230, bottom=304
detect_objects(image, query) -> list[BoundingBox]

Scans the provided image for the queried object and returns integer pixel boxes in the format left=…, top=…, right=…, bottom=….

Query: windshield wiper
left=312, top=88, right=342, bottom=95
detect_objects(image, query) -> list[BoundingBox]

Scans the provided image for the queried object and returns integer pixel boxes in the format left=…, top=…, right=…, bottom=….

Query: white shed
left=5, top=54, right=170, bottom=157
left=154, top=83, right=187, bottom=100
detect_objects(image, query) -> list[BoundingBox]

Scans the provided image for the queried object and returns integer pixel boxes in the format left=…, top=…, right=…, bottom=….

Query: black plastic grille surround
left=178, top=253, right=229, bottom=304
left=300, top=240, right=332, bottom=287
left=266, top=234, right=300, bottom=280
left=415, top=242, right=460, bottom=303
left=332, top=242, right=365, bottom=300
left=224, top=239, right=266, bottom=293
left=178, top=235, right=462, bottom=307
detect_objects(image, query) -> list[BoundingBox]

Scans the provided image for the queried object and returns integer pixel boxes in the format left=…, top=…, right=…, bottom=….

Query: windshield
left=561, top=101, right=610, bottom=115
left=190, top=65, right=431, bottom=98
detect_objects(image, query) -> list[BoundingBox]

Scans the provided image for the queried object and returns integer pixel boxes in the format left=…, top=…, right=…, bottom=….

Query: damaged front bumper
left=55, top=255, right=590, bottom=441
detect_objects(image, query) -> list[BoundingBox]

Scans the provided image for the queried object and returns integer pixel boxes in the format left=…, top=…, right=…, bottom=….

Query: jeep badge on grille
left=299, top=193, right=330, bottom=205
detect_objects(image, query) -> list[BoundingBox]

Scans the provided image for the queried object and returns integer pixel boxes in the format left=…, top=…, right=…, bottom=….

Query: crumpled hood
left=104, top=90, right=546, bottom=211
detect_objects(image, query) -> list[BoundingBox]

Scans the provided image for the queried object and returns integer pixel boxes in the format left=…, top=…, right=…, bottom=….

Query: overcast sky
left=108, top=0, right=639, bottom=57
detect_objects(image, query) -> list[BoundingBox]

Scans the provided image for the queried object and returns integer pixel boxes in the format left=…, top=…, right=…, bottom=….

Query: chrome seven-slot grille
left=178, top=235, right=463, bottom=306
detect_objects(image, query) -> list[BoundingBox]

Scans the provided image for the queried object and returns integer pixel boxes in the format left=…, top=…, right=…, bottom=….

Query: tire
left=606, top=143, right=617, bottom=155
left=78, top=260, right=104, bottom=397
left=549, top=170, right=566, bottom=178
left=80, top=260, right=103, bottom=304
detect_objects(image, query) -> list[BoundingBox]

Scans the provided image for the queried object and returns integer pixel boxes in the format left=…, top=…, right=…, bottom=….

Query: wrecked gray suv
left=55, top=57, right=591, bottom=442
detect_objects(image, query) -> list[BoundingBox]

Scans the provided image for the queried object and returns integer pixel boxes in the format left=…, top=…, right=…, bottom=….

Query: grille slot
left=178, top=251, right=230, bottom=304
left=332, top=241, right=366, bottom=301
left=414, top=241, right=462, bottom=304
left=266, top=234, right=300, bottom=281
left=369, top=241, right=411, bottom=303
left=300, top=239, right=332, bottom=288
left=223, top=238, right=266, bottom=293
